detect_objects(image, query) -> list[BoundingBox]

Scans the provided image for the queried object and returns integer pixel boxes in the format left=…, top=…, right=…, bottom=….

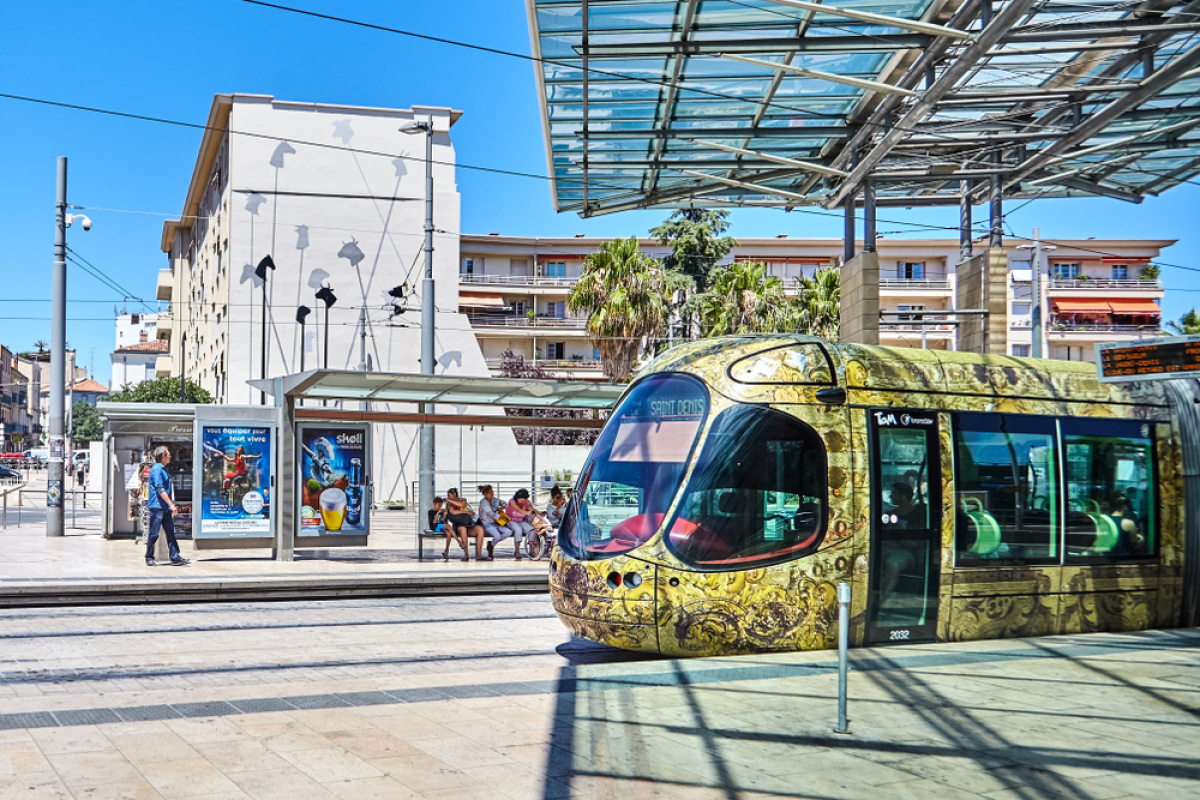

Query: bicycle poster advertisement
left=197, top=425, right=272, bottom=537
left=297, top=424, right=369, bottom=536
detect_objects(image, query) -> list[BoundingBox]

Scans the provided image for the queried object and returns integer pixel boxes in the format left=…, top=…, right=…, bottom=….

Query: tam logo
left=874, top=412, right=897, bottom=426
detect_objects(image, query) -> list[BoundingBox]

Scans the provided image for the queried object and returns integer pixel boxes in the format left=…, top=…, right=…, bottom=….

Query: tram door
left=865, top=410, right=942, bottom=645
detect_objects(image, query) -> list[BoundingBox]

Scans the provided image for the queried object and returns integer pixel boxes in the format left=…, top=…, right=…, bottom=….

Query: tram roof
left=250, top=370, right=626, bottom=410
left=528, top=0, right=1200, bottom=215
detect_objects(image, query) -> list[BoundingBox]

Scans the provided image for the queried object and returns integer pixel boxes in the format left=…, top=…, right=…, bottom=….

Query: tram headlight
left=624, top=572, right=642, bottom=588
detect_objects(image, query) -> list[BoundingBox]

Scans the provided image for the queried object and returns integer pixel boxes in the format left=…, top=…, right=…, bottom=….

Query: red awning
left=458, top=292, right=506, bottom=308
left=1051, top=299, right=1113, bottom=313
left=1107, top=298, right=1161, bottom=314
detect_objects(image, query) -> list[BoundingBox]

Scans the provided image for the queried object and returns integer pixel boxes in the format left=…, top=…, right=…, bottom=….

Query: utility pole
left=403, top=115, right=437, bottom=532
left=1030, top=228, right=1044, bottom=359
left=48, top=157, right=67, bottom=536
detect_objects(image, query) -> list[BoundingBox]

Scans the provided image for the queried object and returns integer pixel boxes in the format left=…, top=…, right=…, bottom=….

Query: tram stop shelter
left=252, top=370, right=625, bottom=562
left=526, top=0, right=1200, bottom=348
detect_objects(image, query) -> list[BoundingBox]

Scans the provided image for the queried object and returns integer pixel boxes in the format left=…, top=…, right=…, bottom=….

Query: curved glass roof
left=527, top=0, right=1200, bottom=215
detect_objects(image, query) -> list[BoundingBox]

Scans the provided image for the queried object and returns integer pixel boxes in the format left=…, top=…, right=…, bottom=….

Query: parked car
left=0, top=464, right=21, bottom=481
left=22, top=449, right=49, bottom=468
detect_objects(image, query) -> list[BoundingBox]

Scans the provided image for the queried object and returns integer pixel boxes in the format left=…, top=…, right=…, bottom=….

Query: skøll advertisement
left=198, top=425, right=273, bottom=537
left=298, top=424, right=370, bottom=536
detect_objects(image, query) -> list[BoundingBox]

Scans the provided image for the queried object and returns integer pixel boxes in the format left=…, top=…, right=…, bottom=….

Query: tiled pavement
left=0, top=596, right=1197, bottom=799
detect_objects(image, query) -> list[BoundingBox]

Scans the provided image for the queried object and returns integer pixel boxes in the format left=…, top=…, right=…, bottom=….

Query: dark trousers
left=145, top=508, right=181, bottom=562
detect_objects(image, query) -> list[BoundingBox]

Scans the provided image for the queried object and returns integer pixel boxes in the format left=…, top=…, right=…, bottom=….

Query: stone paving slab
left=0, top=596, right=1197, bottom=798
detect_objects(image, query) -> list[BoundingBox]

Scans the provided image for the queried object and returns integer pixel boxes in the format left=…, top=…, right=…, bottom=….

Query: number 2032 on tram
left=549, top=334, right=1187, bottom=657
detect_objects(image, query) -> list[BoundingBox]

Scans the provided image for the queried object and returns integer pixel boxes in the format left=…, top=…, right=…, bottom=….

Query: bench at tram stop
left=418, top=527, right=494, bottom=561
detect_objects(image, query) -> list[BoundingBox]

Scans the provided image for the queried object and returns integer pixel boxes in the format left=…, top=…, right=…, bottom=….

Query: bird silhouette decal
left=242, top=192, right=267, bottom=215
left=332, top=120, right=354, bottom=145
left=270, top=141, right=297, bottom=168
left=295, top=225, right=310, bottom=251
left=307, top=268, right=330, bottom=290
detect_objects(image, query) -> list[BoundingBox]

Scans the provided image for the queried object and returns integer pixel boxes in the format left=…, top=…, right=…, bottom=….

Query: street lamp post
left=296, top=306, right=312, bottom=373
left=255, top=255, right=276, bottom=404
left=48, top=157, right=91, bottom=537
left=401, top=116, right=437, bottom=533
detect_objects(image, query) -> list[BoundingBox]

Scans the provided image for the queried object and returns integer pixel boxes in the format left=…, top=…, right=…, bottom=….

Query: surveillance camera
left=80, top=217, right=92, bottom=231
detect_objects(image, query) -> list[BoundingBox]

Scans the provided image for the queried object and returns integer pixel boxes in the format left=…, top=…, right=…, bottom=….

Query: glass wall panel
left=954, top=413, right=1058, bottom=565
left=1062, top=419, right=1156, bottom=559
left=666, top=406, right=826, bottom=569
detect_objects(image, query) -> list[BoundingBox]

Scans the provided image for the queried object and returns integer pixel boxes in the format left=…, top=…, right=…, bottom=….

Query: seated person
left=428, top=496, right=454, bottom=560
left=445, top=488, right=485, bottom=562
left=545, top=486, right=567, bottom=530
left=505, top=489, right=538, bottom=559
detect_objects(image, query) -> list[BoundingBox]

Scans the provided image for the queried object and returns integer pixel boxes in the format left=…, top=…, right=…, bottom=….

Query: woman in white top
left=476, top=484, right=512, bottom=560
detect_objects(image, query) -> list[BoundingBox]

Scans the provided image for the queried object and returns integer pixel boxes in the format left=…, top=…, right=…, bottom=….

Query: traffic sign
left=1096, top=334, right=1200, bottom=383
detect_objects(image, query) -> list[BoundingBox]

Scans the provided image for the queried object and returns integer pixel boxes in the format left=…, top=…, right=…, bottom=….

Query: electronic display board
left=1096, top=335, right=1200, bottom=383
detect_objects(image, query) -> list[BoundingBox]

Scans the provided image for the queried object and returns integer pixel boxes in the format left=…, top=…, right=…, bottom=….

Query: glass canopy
left=527, top=0, right=1200, bottom=215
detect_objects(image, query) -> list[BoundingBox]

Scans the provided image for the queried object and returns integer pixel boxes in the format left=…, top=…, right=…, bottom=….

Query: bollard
left=3, top=490, right=6, bottom=530
left=834, top=581, right=851, bottom=734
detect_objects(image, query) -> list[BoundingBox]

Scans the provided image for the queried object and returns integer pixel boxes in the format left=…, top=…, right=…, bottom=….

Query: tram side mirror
left=815, top=387, right=847, bottom=405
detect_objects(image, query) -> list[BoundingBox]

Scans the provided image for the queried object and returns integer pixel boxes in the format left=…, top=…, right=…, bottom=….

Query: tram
left=549, top=335, right=1192, bottom=656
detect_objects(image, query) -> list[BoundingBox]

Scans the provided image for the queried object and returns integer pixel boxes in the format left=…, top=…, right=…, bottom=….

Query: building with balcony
left=110, top=313, right=163, bottom=390
left=461, top=235, right=1171, bottom=372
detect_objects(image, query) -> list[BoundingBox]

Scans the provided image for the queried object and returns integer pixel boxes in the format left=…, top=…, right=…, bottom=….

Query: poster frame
left=191, top=406, right=280, bottom=550
left=294, top=421, right=371, bottom=547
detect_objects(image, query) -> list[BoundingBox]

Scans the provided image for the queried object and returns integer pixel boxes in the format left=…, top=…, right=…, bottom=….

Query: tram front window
left=666, top=405, right=826, bottom=569
left=558, top=374, right=708, bottom=559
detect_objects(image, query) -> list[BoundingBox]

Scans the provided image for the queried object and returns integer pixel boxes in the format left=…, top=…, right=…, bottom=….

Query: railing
left=484, top=358, right=602, bottom=371
left=466, top=314, right=587, bottom=329
left=460, top=274, right=577, bottom=287
left=1049, top=323, right=1161, bottom=334
left=1010, top=317, right=1032, bottom=329
left=1049, top=279, right=1161, bottom=290
left=879, top=278, right=951, bottom=289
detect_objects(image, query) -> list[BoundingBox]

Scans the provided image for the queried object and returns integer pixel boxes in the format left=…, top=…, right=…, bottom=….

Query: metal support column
left=417, top=115, right=437, bottom=540
left=582, top=0, right=590, bottom=215
left=1030, top=227, right=1045, bottom=360
left=863, top=178, right=876, bottom=253
left=959, top=178, right=973, bottom=260
left=48, top=157, right=67, bottom=537
left=989, top=152, right=1004, bottom=249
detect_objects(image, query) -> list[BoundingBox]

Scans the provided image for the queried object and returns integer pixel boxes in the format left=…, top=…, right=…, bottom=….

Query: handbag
left=497, top=510, right=511, bottom=526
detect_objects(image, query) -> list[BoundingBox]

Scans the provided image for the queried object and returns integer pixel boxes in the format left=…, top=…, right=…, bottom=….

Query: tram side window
left=667, top=405, right=826, bottom=569
left=1061, top=419, right=1155, bottom=559
left=953, top=413, right=1058, bottom=565
left=878, top=428, right=931, bottom=531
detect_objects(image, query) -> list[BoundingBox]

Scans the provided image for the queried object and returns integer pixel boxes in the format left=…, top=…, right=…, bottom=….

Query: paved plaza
left=0, top=594, right=1196, bottom=800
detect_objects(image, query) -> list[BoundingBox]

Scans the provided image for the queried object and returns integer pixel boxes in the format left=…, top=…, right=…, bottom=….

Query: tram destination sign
left=1095, top=334, right=1200, bottom=383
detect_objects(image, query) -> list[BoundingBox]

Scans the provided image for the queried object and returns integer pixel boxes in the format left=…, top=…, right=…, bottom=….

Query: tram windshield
left=559, top=374, right=709, bottom=559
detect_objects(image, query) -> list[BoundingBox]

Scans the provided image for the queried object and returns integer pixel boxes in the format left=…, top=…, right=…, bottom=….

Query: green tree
left=568, top=237, right=672, bottom=382
left=1168, top=308, right=1200, bottom=335
left=70, top=401, right=103, bottom=443
left=694, top=261, right=789, bottom=336
left=785, top=265, right=842, bottom=341
left=650, top=209, right=737, bottom=291
left=1138, top=265, right=1160, bottom=280
left=33, top=340, right=48, bottom=354
left=107, top=377, right=213, bottom=404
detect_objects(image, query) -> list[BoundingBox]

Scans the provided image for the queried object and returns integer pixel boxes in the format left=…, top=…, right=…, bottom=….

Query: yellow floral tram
left=549, top=335, right=1189, bottom=657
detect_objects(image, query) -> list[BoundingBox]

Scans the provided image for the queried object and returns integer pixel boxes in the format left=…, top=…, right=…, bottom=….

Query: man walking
left=145, top=446, right=188, bottom=567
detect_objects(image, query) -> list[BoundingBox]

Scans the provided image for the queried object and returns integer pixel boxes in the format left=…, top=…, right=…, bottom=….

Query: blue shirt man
left=144, top=446, right=188, bottom=567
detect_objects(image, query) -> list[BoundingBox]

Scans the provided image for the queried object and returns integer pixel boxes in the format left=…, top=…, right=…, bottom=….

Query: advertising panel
left=197, top=425, right=273, bottom=537
left=297, top=424, right=370, bottom=536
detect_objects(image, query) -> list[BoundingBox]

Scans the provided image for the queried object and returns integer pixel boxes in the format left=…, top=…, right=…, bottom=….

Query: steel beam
left=823, top=0, right=1039, bottom=209
left=1003, top=20, right=1200, bottom=43
left=1136, top=155, right=1200, bottom=193
left=694, top=139, right=847, bottom=175
left=580, top=126, right=847, bottom=140
left=722, top=53, right=918, bottom=97
left=643, top=0, right=700, bottom=197
left=576, top=35, right=929, bottom=58
left=676, top=169, right=812, bottom=201
left=1006, top=41, right=1200, bottom=188
left=761, top=0, right=973, bottom=38
left=1047, top=175, right=1145, bottom=203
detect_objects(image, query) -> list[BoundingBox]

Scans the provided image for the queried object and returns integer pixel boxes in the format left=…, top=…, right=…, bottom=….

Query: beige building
left=460, top=234, right=1169, bottom=376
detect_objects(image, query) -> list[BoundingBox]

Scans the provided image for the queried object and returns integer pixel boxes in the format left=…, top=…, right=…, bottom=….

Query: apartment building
left=460, top=234, right=1170, bottom=375
left=110, top=312, right=164, bottom=391
left=1, top=346, right=33, bottom=451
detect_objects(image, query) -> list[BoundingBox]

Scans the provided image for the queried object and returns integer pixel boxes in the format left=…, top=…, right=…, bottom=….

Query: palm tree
left=33, top=340, right=48, bottom=354
left=568, top=237, right=673, bottom=382
left=695, top=261, right=788, bottom=336
left=785, top=265, right=841, bottom=341
left=1168, top=308, right=1200, bottom=334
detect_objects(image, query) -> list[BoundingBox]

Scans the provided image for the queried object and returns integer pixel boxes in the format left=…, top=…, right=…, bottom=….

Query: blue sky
left=2, top=0, right=1197, bottom=385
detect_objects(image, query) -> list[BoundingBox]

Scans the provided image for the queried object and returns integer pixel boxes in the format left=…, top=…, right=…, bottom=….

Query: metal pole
left=418, top=117, right=437, bottom=534
left=960, top=178, right=973, bottom=260
left=1031, top=226, right=1045, bottom=359
left=48, top=157, right=67, bottom=537
left=989, top=151, right=1003, bottom=249
left=835, top=581, right=851, bottom=734
left=261, top=277, right=268, bottom=405
left=299, top=319, right=306, bottom=373
left=863, top=178, right=876, bottom=254
left=582, top=0, right=590, bottom=215
left=843, top=193, right=856, bottom=264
